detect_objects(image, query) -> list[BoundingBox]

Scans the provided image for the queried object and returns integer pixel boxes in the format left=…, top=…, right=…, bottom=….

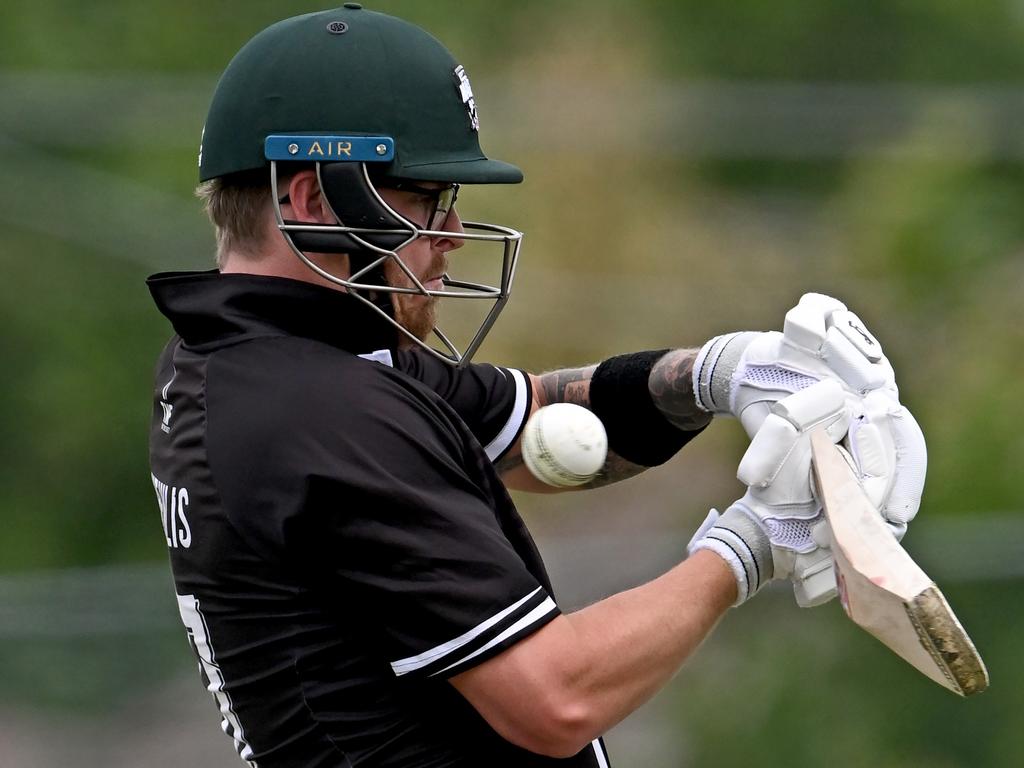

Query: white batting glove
left=692, top=293, right=927, bottom=604
left=693, top=292, right=896, bottom=435
left=688, top=380, right=851, bottom=605
left=748, top=388, right=928, bottom=607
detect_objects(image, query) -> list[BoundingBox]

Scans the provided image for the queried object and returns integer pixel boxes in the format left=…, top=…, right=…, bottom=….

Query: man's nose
left=434, top=207, right=465, bottom=251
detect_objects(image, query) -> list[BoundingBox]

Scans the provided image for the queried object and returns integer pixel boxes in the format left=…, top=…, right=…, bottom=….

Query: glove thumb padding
left=880, top=406, right=927, bottom=525
left=846, top=390, right=927, bottom=526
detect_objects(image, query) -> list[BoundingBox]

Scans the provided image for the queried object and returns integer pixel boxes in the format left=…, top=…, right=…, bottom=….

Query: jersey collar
left=147, top=270, right=399, bottom=355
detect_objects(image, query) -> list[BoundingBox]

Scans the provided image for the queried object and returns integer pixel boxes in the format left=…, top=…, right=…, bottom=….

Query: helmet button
left=342, top=2, right=362, bottom=8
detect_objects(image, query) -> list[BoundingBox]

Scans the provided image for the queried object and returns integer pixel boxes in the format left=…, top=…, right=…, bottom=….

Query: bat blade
left=809, top=428, right=989, bottom=697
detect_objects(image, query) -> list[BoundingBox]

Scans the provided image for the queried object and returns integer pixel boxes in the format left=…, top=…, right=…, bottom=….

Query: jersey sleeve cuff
left=388, top=586, right=559, bottom=679
left=483, top=367, right=532, bottom=463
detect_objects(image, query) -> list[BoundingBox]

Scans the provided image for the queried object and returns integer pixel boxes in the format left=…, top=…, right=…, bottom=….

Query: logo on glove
left=846, top=319, right=876, bottom=348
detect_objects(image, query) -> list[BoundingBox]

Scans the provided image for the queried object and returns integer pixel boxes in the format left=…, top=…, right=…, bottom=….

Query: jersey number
left=176, top=593, right=257, bottom=766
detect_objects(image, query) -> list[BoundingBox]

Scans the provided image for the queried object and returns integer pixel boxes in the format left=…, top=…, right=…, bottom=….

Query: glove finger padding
left=738, top=380, right=850, bottom=547
left=738, top=379, right=850, bottom=504
left=781, top=293, right=848, bottom=351
left=821, top=322, right=890, bottom=393
left=781, top=298, right=896, bottom=395
left=690, top=381, right=852, bottom=605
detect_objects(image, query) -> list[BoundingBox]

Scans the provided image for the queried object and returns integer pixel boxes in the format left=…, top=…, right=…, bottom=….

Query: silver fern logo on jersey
left=160, top=401, right=174, bottom=432
left=453, top=65, right=479, bottom=131
left=160, top=371, right=175, bottom=433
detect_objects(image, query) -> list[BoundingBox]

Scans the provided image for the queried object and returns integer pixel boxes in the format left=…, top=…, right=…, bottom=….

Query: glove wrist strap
left=690, top=505, right=773, bottom=605
left=693, top=332, right=759, bottom=413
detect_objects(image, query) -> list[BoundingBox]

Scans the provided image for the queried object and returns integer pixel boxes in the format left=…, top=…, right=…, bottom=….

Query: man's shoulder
left=211, top=336, right=410, bottom=394
left=202, top=337, right=469, bottom=491
left=205, top=336, right=450, bottom=438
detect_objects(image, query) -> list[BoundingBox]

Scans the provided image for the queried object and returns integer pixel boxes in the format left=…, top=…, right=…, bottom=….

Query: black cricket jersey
left=147, top=271, right=610, bottom=768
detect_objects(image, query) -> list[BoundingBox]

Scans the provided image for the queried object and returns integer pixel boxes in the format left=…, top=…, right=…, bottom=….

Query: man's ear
left=285, top=169, right=334, bottom=224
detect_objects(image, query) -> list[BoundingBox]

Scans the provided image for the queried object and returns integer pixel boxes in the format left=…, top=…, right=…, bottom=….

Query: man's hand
left=689, top=377, right=927, bottom=607
left=688, top=380, right=851, bottom=605
left=693, top=293, right=895, bottom=435
left=691, top=293, right=926, bottom=602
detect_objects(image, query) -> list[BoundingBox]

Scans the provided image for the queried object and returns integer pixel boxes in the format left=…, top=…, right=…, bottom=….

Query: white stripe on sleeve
left=433, top=597, right=558, bottom=676
left=390, top=587, right=543, bottom=676
left=484, top=367, right=529, bottom=462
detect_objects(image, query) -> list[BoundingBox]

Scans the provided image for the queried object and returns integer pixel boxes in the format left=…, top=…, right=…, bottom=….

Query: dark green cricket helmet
left=198, top=5, right=522, bottom=185
left=198, top=6, right=525, bottom=368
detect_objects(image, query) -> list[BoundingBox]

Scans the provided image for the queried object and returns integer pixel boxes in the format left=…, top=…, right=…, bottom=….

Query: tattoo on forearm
left=536, top=365, right=597, bottom=408
left=648, top=349, right=714, bottom=432
left=495, top=435, right=645, bottom=487
left=493, top=366, right=596, bottom=479
left=493, top=449, right=524, bottom=475
left=498, top=363, right=650, bottom=487
left=582, top=453, right=646, bottom=488
left=502, top=352, right=709, bottom=489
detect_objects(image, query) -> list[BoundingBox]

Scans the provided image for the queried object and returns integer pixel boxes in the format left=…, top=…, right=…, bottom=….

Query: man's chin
left=395, top=314, right=437, bottom=346
left=391, top=293, right=439, bottom=345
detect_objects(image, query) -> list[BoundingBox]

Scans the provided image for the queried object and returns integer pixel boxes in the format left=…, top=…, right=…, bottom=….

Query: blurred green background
left=1, top=1, right=1022, bottom=765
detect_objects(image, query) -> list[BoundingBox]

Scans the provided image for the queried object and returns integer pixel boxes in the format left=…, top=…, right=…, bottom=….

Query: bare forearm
left=558, top=550, right=734, bottom=729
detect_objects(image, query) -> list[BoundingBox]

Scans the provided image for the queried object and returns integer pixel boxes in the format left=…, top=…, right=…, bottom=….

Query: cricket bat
left=809, top=428, right=989, bottom=697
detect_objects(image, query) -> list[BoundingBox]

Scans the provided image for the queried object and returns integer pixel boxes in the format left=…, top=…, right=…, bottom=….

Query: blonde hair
left=195, top=170, right=275, bottom=268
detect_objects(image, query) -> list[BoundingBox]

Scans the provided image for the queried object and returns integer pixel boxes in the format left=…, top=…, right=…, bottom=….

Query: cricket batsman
left=148, top=6, right=927, bottom=766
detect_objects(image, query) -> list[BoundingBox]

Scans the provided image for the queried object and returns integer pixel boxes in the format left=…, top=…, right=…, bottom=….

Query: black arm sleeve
left=590, top=349, right=705, bottom=466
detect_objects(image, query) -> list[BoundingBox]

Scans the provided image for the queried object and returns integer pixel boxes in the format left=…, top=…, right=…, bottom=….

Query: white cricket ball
left=521, top=403, right=608, bottom=487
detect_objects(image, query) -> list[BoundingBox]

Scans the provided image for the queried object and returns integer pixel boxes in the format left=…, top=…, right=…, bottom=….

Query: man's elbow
left=450, top=616, right=603, bottom=757
left=492, top=693, right=598, bottom=758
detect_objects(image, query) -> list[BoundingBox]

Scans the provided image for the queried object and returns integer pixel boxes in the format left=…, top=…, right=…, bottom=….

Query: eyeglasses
left=379, top=180, right=460, bottom=231
left=277, top=178, right=460, bottom=231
